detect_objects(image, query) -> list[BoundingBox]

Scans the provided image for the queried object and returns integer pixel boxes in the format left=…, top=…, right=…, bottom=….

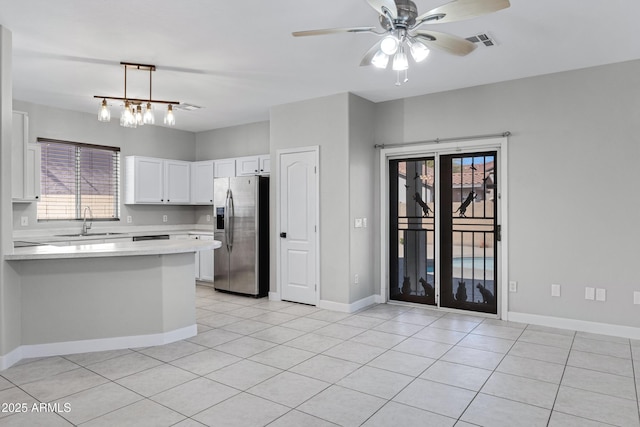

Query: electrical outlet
left=634, top=291, right=640, bottom=305
left=585, top=287, right=595, bottom=300
left=162, top=215, right=168, bottom=223
left=509, top=281, right=517, bottom=292
left=362, top=217, right=367, bottom=228
left=596, top=288, right=606, bottom=302
left=354, top=274, right=359, bottom=284
left=20, top=216, right=28, bottom=226
left=206, top=214, right=211, bottom=222
left=551, top=284, right=561, bottom=297
left=127, top=216, right=132, bottom=224
left=354, top=218, right=362, bottom=228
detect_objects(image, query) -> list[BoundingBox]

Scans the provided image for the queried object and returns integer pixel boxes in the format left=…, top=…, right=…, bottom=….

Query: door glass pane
left=389, top=158, right=436, bottom=305
left=441, top=153, right=497, bottom=314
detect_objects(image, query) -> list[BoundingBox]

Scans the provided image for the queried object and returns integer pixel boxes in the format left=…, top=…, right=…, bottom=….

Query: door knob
left=280, top=232, right=287, bottom=238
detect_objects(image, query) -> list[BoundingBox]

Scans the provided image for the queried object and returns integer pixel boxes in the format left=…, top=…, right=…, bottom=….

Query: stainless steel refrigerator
left=213, top=176, right=269, bottom=297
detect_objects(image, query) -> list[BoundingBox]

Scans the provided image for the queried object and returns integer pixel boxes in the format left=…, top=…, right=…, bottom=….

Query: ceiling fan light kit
left=293, top=0, right=510, bottom=85
left=94, top=62, right=180, bottom=128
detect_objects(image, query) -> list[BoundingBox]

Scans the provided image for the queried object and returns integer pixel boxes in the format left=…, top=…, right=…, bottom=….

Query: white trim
left=379, top=137, right=508, bottom=316
left=275, top=145, right=320, bottom=305
left=508, top=312, right=640, bottom=340
left=268, top=291, right=281, bottom=301
left=0, top=324, right=196, bottom=371
left=318, top=294, right=383, bottom=313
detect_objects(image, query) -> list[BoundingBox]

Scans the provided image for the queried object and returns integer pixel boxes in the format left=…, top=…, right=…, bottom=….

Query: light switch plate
left=354, top=218, right=362, bottom=228
left=551, top=284, right=561, bottom=297
left=596, top=288, right=606, bottom=302
left=585, top=287, right=595, bottom=300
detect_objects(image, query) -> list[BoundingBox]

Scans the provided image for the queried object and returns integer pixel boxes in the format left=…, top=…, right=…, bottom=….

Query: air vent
left=465, top=33, right=497, bottom=47
left=174, top=103, right=202, bottom=111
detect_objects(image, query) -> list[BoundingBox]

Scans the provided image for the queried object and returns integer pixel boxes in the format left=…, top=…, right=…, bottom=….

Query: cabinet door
left=198, top=235, right=215, bottom=282
left=259, top=155, right=270, bottom=175
left=24, top=143, right=41, bottom=201
left=236, top=156, right=260, bottom=176
left=214, top=159, right=236, bottom=177
left=130, top=157, right=164, bottom=203
left=191, top=161, right=214, bottom=204
left=164, top=160, right=191, bottom=204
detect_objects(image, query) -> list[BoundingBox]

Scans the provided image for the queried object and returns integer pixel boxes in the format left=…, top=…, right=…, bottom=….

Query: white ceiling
left=1, top=0, right=639, bottom=133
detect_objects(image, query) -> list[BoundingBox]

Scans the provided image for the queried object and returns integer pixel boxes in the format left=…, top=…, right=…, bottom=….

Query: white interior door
left=278, top=148, right=318, bottom=305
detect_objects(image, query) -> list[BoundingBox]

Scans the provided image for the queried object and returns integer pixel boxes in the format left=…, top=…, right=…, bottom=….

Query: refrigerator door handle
left=228, top=188, right=235, bottom=252
left=224, top=189, right=231, bottom=252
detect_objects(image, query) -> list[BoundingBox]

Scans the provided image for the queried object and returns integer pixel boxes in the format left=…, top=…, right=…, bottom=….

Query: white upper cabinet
left=164, top=160, right=191, bottom=204
left=236, top=156, right=260, bottom=176
left=191, top=161, right=214, bottom=204
left=214, top=159, right=236, bottom=178
left=126, top=156, right=190, bottom=204
left=236, top=155, right=270, bottom=176
left=259, top=155, right=270, bottom=175
left=12, top=111, right=41, bottom=202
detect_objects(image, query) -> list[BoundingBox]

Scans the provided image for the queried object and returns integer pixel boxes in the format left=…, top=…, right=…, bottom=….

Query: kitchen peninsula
left=3, top=237, right=220, bottom=368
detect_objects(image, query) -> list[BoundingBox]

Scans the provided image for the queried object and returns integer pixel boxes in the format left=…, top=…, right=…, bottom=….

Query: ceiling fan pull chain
left=404, top=69, right=409, bottom=83
left=395, top=71, right=401, bottom=86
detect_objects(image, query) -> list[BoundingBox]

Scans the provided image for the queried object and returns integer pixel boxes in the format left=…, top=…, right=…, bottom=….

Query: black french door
left=389, top=152, right=498, bottom=314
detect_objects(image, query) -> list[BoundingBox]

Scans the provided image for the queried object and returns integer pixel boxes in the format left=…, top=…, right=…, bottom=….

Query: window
left=37, top=138, right=120, bottom=221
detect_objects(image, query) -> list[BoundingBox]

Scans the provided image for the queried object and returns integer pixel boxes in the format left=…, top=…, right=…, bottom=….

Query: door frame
left=274, top=145, right=320, bottom=305
left=379, top=137, right=509, bottom=319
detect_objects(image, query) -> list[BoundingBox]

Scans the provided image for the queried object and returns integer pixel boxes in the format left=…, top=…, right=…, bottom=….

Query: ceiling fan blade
left=292, top=27, right=376, bottom=37
left=360, top=40, right=383, bottom=66
left=413, top=30, right=477, bottom=56
left=414, top=0, right=510, bottom=26
left=365, top=0, right=398, bottom=20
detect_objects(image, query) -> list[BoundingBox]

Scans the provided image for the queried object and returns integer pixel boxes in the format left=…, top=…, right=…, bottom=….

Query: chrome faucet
left=81, top=206, right=93, bottom=235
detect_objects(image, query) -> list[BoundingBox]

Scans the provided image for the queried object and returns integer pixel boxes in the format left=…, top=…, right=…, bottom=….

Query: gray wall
left=348, top=94, right=377, bottom=303
left=1, top=26, right=21, bottom=360
left=374, top=59, right=640, bottom=329
left=270, top=93, right=351, bottom=304
left=12, top=100, right=198, bottom=229
left=196, top=121, right=269, bottom=160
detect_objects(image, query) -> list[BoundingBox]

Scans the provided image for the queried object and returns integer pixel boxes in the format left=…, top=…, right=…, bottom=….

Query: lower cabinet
left=187, top=234, right=214, bottom=282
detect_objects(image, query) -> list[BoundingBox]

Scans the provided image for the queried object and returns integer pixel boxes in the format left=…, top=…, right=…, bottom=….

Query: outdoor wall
left=195, top=121, right=269, bottom=160
left=374, top=59, right=640, bottom=333
left=11, top=100, right=198, bottom=230
left=270, top=93, right=350, bottom=305
left=348, top=94, right=377, bottom=304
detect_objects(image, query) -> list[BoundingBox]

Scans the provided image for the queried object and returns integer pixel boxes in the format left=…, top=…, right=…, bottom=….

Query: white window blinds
left=37, top=138, right=120, bottom=221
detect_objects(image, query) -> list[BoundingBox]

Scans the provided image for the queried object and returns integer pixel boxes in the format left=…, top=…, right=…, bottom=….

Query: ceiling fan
left=292, top=0, right=510, bottom=84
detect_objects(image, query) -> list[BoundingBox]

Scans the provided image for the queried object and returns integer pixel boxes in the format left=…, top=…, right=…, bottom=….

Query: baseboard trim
left=318, top=294, right=382, bottom=313
left=0, top=324, right=197, bottom=371
left=268, top=292, right=281, bottom=301
left=508, top=312, right=640, bottom=340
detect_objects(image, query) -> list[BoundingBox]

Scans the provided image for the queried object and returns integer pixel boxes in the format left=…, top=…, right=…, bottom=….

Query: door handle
left=280, top=232, right=287, bottom=238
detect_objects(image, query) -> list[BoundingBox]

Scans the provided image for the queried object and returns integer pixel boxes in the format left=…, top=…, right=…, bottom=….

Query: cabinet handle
left=167, top=199, right=170, bottom=202
left=161, top=199, right=164, bottom=202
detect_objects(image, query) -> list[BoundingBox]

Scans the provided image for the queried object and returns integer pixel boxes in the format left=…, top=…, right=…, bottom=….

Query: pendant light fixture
left=95, top=62, right=180, bottom=128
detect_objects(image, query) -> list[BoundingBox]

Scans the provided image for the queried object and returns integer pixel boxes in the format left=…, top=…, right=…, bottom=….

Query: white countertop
left=6, top=238, right=222, bottom=261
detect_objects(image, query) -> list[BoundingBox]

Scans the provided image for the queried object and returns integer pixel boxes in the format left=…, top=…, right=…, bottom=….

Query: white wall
left=270, top=93, right=351, bottom=304
left=12, top=100, right=198, bottom=229
left=374, top=59, right=640, bottom=331
left=348, top=94, right=377, bottom=303
left=196, top=121, right=269, bottom=160
left=0, top=26, right=22, bottom=360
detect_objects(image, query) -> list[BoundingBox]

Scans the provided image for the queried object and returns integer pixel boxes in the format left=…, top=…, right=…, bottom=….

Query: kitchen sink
left=55, top=232, right=127, bottom=237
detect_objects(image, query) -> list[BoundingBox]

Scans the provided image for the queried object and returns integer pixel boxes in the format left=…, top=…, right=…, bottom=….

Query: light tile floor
left=2, top=285, right=640, bottom=426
